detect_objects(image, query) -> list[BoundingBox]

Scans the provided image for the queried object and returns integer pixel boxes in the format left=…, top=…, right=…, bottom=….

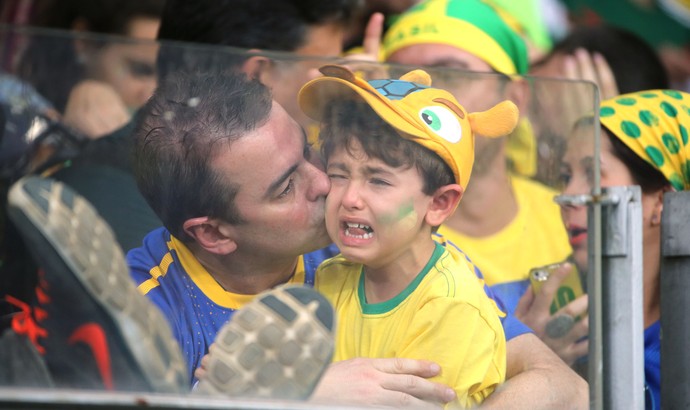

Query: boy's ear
left=425, top=184, right=463, bottom=226
left=182, top=217, right=238, bottom=255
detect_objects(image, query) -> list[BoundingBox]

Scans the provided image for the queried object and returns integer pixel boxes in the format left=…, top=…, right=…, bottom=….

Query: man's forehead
left=212, top=107, right=305, bottom=189
left=389, top=43, right=492, bottom=71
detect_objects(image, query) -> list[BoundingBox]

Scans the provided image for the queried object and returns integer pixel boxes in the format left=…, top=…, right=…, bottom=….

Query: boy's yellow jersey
left=316, top=243, right=506, bottom=408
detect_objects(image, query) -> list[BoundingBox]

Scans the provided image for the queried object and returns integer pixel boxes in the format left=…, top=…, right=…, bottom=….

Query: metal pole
left=590, top=83, right=603, bottom=410
left=587, top=193, right=603, bottom=410
left=597, top=185, right=645, bottom=409
left=660, top=191, right=690, bottom=409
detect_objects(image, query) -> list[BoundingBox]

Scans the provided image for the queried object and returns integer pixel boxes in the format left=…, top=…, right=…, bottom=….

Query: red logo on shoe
left=68, top=323, right=114, bottom=390
left=6, top=295, right=48, bottom=354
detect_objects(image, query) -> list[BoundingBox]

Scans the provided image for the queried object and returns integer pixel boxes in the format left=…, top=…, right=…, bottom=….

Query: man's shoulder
left=127, top=227, right=173, bottom=271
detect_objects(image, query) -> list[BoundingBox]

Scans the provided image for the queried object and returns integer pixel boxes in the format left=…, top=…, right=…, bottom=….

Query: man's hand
left=515, top=263, right=589, bottom=365
left=311, top=358, right=456, bottom=408
left=343, top=12, right=389, bottom=80
left=563, top=48, right=619, bottom=100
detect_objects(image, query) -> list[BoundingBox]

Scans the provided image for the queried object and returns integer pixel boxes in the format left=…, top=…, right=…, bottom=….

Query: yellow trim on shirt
left=137, top=241, right=175, bottom=295
left=170, top=235, right=307, bottom=310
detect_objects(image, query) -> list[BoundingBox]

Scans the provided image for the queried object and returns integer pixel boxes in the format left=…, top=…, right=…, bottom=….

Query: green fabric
left=600, top=90, right=690, bottom=191
left=444, top=0, right=529, bottom=74
left=489, top=0, right=553, bottom=50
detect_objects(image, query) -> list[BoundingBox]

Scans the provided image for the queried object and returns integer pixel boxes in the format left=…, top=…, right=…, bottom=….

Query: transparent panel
left=0, top=24, right=601, bottom=408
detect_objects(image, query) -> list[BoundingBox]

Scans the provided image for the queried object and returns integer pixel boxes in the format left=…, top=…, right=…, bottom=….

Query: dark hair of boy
left=319, top=99, right=455, bottom=197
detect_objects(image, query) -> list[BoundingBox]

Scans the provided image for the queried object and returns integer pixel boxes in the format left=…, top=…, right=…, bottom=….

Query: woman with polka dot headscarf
left=559, top=89, right=689, bottom=409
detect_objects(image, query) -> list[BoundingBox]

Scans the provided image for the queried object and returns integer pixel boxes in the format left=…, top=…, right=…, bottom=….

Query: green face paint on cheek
left=377, top=200, right=418, bottom=231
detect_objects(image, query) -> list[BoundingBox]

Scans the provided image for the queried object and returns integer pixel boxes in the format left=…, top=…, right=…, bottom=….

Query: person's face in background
left=559, top=124, right=663, bottom=271
left=83, top=16, right=160, bottom=110
left=260, top=22, right=345, bottom=138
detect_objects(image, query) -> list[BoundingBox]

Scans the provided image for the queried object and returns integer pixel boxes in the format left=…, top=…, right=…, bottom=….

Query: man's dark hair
left=533, top=24, right=669, bottom=93
left=133, top=70, right=273, bottom=241
left=320, top=99, right=454, bottom=196
left=156, top=0, right=360, bottom=78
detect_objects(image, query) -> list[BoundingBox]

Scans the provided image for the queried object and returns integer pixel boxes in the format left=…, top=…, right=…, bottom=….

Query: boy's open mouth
left=343, top=222, right=374, bottom=239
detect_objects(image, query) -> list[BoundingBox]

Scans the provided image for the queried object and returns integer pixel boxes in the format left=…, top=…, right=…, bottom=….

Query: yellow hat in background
left=382, top=0, right=529, bottom=75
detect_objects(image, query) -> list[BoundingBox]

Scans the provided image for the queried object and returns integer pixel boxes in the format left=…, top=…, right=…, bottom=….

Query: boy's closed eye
left=369, top=177, right=392, bottom=186
left=328, top=172, right=348, bottom=181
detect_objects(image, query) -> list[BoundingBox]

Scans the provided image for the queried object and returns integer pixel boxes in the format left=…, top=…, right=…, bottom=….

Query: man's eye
left=558, top=172, right=571, bottom=187
left=278, top=178, right=294, bottom=197
left=328, top=173, right=346, bottom=180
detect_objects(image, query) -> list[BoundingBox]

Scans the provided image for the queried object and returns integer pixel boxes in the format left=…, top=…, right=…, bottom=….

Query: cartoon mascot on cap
left=299, top=64, right=519, bottom=193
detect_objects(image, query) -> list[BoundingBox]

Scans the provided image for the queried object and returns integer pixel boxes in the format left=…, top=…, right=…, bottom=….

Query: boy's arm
left=480, top=332, right=589, bottom=409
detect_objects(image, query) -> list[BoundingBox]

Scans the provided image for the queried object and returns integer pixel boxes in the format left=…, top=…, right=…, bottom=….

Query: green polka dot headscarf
left=600, top=90, right=690, bottom=191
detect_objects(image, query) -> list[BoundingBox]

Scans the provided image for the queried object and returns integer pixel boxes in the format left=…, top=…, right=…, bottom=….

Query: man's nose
left=306, top=163, right=330, bottom=201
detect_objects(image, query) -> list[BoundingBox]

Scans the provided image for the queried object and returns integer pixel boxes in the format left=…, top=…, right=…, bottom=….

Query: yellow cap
left=299, top=65, right=519, bottom=191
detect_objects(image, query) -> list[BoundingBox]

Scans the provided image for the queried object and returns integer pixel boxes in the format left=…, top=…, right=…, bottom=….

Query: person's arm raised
left=480, top=333, right=588, bottom=409
left=311, top=357, right=456, bottom=408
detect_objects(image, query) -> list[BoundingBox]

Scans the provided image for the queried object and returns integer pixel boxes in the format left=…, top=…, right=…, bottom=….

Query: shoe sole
left=195, top=284, right=334, bottom=400
left=7, top=176, right=188, bottom=393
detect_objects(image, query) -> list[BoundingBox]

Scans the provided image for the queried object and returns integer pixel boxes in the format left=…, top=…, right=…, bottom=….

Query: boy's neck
left=362, top=239, right=437, bottom=304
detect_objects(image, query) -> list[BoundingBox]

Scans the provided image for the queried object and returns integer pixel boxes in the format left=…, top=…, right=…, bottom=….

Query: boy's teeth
left=345, top=222, right=374, bottom=239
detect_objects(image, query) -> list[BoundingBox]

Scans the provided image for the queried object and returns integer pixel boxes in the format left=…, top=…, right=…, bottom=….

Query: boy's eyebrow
left=363, top=164, right=395, bottom=176
left=327, top=162, right=349, bottom=172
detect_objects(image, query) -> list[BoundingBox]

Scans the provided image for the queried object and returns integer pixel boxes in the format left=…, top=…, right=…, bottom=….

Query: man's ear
left=182, top=217, right=238, bottom=255
left=425, top=184, right=463, bottom=226
left=241, top=55, right=272, bottom=81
